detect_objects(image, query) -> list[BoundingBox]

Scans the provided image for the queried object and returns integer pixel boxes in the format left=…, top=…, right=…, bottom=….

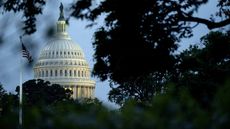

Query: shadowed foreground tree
left=1, top=0, right=230, bottom=105
left=107, top=30, right=230, bottom=106
left=0, top=84, right=6, bottom=99
left=0, top=81, right=230, bottom=129
left=0, top=84, right=18, bottom=116
left=176, top=31, right=230, bottom=108
left=70, top=0, right=230, bottom=105
left=15, top=79, right=72, bottom=106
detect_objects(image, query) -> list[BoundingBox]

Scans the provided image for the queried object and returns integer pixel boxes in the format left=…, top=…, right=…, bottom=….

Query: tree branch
left=180, top=15, right=230, bottom=29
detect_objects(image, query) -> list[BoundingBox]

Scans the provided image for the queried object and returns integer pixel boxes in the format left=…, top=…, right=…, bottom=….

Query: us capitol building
left=33, top=4, right=95, bottom=99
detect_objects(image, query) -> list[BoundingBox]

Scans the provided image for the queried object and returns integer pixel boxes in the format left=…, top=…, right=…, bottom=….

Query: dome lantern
left=56, top=3, right=68, bottom=38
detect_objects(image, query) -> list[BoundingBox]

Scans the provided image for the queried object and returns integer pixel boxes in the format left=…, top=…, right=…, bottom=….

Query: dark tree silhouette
left=176, top=31, right=230, bottom=108
left=0, top=84, right=18, bottom=116
left=0, top=84, right=6, bottom=98
left=69, top=0, right=230, bottom=104
left=15, top=79, right=72, bottom=106
left=1, top=0, right=230, bottom=105
left=70, top=0, right=230, bottom=82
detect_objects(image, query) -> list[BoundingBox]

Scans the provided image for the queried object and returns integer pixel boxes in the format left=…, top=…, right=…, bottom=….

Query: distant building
left=33, top=4, right=95, bottom=99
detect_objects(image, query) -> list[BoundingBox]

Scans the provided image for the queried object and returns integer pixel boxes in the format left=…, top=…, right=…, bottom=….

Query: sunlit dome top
left=39, top=37, right=85, bottom=59
left=42, top=39, right=83, bottom=52
left=38, top=3, right=84, bottom=60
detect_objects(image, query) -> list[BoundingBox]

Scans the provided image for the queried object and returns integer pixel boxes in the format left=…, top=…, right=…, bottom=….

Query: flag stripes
left=20, top=36, right=33, bottom=63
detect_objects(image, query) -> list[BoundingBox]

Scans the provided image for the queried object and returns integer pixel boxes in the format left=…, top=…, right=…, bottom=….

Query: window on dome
left=74, top=70, right=76, bottom=76
left=60, top=70, right=63, bottom=76
left=65, top=70, right=68, bottom=76
left=75, top=52, right=76, bottom=55
left=56, top=51, right=58, bottom=55
left=64, top=52, right=66, bottom=55
left=70, top=70, right=72, bottom=76
left=50, top=70, right=53, bottom=77
left=60, top=51, right=62, bottom=55
left=53, top=51, right=54, bottom=55
left=46, top=71, right=48, bottom=77
left=78, top=71, right=80, bottom=77
left=55, top=70, right=58, bottom=77
left=68, top=52, right=70, bottom=55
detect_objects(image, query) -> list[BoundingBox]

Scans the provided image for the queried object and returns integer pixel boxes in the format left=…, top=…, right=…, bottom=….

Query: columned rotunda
left=33, top=4, right=95, bottom=99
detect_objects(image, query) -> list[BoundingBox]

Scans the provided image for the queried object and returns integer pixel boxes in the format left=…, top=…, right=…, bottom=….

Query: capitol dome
left=33, top=4, right=95, bottom=99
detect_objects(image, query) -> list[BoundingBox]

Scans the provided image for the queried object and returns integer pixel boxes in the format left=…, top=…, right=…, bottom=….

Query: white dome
left=33, top=5, right=95, bottom=99
left=38, top=38, right=85, bottom=60
left=43, top=38, right=83, bottom=52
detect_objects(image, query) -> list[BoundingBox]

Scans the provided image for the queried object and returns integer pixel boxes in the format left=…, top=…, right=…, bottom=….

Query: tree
left=0, top=83, right=6, bottom=99
left=69, top=0, right=230, bottom=104
left=1, top=82, right=230, bottom=129
left=70, top=0, right=230, bottom=80
left=2, top=0, right=46, bottom=34
left=0, top=83, right=6, bottom=114
left=108, top=73, right=169, bottom=105
left=0, top=84, right=18, bottom=116
left=176, top=31, right=230, bottom=108
left=15, top=79, right=72, bottom=106
left=1, top=0, right=230, bottom=105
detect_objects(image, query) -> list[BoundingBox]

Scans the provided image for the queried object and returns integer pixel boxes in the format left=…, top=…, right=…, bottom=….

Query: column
left=78, top=86, right=81, bottom=98
left=87, top=87, right=90, bottom=98
left=92, top=87, right=95, bottom=98
left=76, top=86, right=78, bottom=98
left=73, top=86, right=76, bottom=99
left=89, top=87, right=92, bottom=98
left=85, top=87, right=88, bottom=98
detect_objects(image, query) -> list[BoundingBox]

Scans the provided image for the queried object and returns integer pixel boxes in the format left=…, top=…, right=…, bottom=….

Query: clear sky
left=0, top=0, right=218, bottom=107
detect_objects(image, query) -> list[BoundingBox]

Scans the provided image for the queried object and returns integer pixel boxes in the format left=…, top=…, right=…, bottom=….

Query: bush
left=0, top=81, right=230, bottom=129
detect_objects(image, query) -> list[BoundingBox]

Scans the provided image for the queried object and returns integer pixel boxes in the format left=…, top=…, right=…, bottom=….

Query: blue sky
left=0, top=0, right=218, bottom=107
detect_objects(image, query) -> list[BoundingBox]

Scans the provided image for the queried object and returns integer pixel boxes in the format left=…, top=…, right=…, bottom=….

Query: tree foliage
left=69, top=0, right=230, bottom=105
left=176, top=31, right=230, bottom=108
left=0, top=84, right=18, bottom=116
left=70, top=0, right=230, bottom=82
left=0, top=83, right=6, bottom=98
left=15, top=79, right=72, bottom=106
left=1, top=0, right=46, bottom=34
left=1, top=0, right=230, bottom=105
left=1, top=81, right=230, bottom=129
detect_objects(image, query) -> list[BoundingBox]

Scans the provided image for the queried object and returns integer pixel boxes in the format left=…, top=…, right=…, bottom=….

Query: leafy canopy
left=15, top=79, right=72, bottom=106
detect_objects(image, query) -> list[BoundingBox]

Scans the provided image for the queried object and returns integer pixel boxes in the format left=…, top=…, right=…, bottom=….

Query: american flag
left=21, top=37, right=33, bottom=63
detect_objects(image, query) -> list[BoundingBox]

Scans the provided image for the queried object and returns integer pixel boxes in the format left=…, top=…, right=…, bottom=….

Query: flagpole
left=19, top=36, right=23, bottom=128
